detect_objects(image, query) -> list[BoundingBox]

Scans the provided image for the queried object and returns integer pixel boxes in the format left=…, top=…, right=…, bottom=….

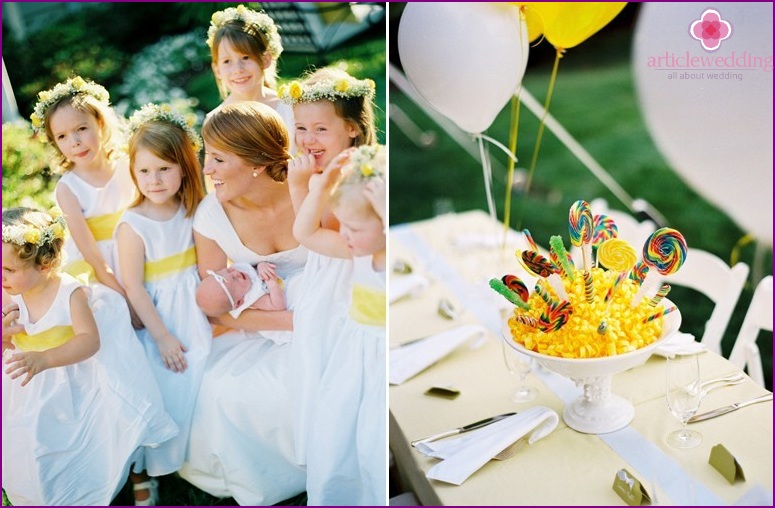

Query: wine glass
left=665, top=354, right=702, bottom=448
left=501, top=337, right=538, bottom=403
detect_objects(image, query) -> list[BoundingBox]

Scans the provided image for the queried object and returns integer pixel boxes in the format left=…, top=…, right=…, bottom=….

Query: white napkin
left=389, top=273, right=430, bottom=304
left=652, top=332, right=707, bottom=358
left=417, top=407, right=560, bottom=485
left=389, top=324, right=487, bottom=385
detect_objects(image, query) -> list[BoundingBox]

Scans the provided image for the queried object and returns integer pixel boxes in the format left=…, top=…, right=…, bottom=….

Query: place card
left=709, top=444, right=745, bottom=484
left=424, top=385, right=461, bottom=400
left=612, top=468, right=651, bottom=506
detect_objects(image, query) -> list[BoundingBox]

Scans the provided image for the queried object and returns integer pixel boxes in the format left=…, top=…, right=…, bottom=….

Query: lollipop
left=502, top=274, right=530, bottom=303
left=539, top=300, right=573, bottom=332
left=522, top=229, right=539, bottom=252
left=628, top=260, right=649, bottom=285
left=489, top=277, right=530, bottom=311
left=631, top=228, right=687, bottom=307
left=597, top=238, right=637, bottom=273
left=649, top=283, right=671, bottom=307
left=592, top=214, right=618, bottom=249
left=521, top=251, right=569, bottom=300
left=514, top=314, right=540, bottom=329
left=549, top=235, right=576, bottom=281
left=569, top=200, right=594, bottom=270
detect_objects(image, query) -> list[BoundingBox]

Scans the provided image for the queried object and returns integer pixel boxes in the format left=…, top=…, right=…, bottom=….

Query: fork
left=492, top=435, right=529, bottom=461
left=700, top=375, right=745, bottom=398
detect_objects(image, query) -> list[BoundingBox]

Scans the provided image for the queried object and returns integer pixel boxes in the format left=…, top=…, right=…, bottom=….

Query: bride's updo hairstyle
left=202, top=102, right=290, bottom=182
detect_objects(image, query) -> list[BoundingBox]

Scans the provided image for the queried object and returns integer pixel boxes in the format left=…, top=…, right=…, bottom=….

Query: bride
left=178, top=102, right=306, bottom=505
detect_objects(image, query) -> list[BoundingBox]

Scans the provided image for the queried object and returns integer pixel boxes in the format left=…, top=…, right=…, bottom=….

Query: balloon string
left=477, top=136, right=497, bottom=227
left=503, top=92, right=521, bottom=251
left=474, top=133, right=519, bottom=164
left=517, top=48, right=563, bottom=230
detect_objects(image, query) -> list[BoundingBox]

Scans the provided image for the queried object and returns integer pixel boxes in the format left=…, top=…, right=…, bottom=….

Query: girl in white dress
left=281, top=68, right=379, bottom=471
left=177, top=101, right=307, bottom=505
left=115, top=104, right=211, bottom=504
left=293, top=145, right=387, bottom=505
left=31, top=76, right=140, bottom=326
left=1, top=207, right=178, bottom=506
left=205, top=4, right=294, bottom=149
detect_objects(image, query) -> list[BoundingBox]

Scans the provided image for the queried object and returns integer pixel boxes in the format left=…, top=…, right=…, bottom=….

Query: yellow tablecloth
left=389, top=210, right=773, bottom=506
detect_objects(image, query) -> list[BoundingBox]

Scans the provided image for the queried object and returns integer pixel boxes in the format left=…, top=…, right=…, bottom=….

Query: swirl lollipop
left=521, top=251, right=569, bottom=301
left=569, top=200, right=594, bottom=270
left=597, top=238, right=637, bottom=273
left=631, top=228, right=687, bottom=307
left=502, top=275, right=530, bottom=303
left=628, top=260, right=649, bottom=285
left=592, top=214, right=618, bottom=267
left=539, top=300, right=573, bottom=333
left=489, top=276, right=530, bottom=311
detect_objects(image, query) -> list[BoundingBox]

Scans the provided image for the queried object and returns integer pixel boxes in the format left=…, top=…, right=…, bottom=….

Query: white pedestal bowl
left=503, top=302, right=681, bottom=434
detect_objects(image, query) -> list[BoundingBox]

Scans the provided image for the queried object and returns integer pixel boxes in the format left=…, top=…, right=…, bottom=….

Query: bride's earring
left=252, top=170, right=258, bottom=178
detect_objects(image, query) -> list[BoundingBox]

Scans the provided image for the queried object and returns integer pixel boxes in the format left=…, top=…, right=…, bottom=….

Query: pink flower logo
left=690, top=9, right=732, bottom=52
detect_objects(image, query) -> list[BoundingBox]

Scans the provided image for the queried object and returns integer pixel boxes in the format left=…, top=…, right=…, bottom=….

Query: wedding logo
left=690, top=9, right=732, bottom=52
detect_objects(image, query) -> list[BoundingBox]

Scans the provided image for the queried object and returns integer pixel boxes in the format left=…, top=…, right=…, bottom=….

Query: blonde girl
left=31, top=76, right=140, bottom=325
left=2, top=207, right=177, bottom=506
left=280, top=67, right=379, bottom=473
left=115, top=104, right=211, bottom=504
left=293, top=145, right=386, bottom=505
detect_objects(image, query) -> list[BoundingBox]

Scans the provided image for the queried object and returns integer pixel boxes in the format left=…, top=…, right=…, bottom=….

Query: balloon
left=397, top=3, right=529, bottom=134
left=520, top=2, right=627, bottom=50
left=633, top=3, right=773, bottom=245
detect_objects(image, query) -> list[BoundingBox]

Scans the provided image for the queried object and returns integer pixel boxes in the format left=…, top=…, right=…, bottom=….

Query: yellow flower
left=212, top=11, right=224, bottom=25
left=50, top=222, right=64, bottom=240
left=236, top=5, right=248, bottom=16
left=31, top=115, right=42, bottom=128
left=360, top=164, right=374, bottom=177
left=23, top=228, right=41, bottom=245
left=48, top=206, right=63, bottom=219
left=38, top=91, right=52, bottom=102
left=289, top=82, right=303, bottom=100
left=161, top=104, right=172, bottom=113
left=334, top=78, right=349, bottom=93
left=185, top=114, right=197, bottom=127
left=71, top=77, right=86, bottom=89
left=277, top=84, right=288, bottom=98
left=366, top=79, right=376, bottom=90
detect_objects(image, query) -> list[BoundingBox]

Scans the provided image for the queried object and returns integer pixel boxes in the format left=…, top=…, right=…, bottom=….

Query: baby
left=197, top=262, right=285, bottom=318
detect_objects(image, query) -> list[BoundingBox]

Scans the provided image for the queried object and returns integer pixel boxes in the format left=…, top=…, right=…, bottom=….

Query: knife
left=688, top=393, right=773, bottom=423
left=411, top=412, right=516, bottom=447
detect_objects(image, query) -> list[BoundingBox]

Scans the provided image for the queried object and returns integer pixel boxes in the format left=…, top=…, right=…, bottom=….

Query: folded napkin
left=389, top=273, right=430, bottom=304
left=652, top=332, right=707, bottom=358
left=389, top=324, right=487, bottom=385
left=417, top=407, right=559, bottom=485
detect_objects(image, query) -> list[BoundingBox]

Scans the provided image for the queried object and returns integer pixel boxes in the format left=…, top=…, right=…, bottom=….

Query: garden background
left=2, top=2, right=385, bottom=505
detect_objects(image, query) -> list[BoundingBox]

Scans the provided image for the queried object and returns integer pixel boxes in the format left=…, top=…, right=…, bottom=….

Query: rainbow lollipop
left=539, top=300, right=573, bottom=333
left=521, top=251, right=569, bottom=301
left=631, top=228, right=687, bottom=307
left=569, top=200, right=594, bottom=270
left=592, top=214, right=618, bottom=248
left=489, top=277, right=531, bottom=311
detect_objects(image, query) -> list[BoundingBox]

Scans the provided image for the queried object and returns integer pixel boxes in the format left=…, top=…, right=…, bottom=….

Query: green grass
left=389, top=33, right=772, bottom=389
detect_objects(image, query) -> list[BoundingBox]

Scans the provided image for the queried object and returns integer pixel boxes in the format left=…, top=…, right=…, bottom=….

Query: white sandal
left=133, top=478, right=159, bottom=506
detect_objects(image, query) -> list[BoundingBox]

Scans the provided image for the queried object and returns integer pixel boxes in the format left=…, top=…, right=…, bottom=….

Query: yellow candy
left=598, top=238, right=637, bottom=272
left=507, top=267, right=663, bottom=358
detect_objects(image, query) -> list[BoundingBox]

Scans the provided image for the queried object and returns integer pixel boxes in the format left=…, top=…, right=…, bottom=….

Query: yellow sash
left=62, top=260, right=96, bottom=285
left=86, top=210, right=125, bottom=241
left=13, top=325, right=74, bottom=352
left=144, top=247, right=197, bottom=282
left=349, top=284, right=386, bottom=326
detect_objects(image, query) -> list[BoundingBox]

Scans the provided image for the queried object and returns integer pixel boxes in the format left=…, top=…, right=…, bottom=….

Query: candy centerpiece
left=492, top=200, right=687, bottom=434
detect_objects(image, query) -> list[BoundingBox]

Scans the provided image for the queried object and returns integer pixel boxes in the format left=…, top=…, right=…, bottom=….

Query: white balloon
left=633, top=2, right=773, bottom=245
left=398, top=2, right=529, bottom=134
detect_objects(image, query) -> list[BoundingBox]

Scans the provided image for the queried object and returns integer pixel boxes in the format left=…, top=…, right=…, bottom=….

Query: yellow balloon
left=519, top=2, right=627, bottom=49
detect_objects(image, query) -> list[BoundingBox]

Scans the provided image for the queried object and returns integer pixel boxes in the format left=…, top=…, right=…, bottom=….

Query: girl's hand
left=5, top=350, right=49, bottom=387
left=256, top=262, right=277, bottom=281
left=288, top=154, right=317, bottom=189
left=309, top=160, right=343, bottom=195
left=364, top=178, right=386, bottom=225
left=2, top=303, right=24, bottom=342
left=156, top=334, right=188, bottom=373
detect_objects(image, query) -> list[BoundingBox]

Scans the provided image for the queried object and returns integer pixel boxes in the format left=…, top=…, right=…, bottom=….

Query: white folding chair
left=654, top=248, right=750, bottom=356
left=729, top=276, right=772, bottom=387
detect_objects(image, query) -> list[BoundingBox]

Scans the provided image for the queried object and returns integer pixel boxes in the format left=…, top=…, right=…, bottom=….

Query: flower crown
left=341, top=145, right=386, bottom=181
left=2, top=207, right=68, bottom=247
left=127, top=103, right=203, bottom=153
left=207, top=5, right=283, bottom=59
left=278, top=76, right=376, bottom=106
left=30, top=76, right=110, bottom=137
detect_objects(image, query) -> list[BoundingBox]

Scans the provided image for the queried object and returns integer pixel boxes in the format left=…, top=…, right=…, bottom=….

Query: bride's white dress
left=178, top=193, right=307, bottom=505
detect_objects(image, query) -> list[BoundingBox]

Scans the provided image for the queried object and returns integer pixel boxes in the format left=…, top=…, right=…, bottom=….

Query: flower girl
left=32, top=77, right=138, bottom=323
left=115, top=104, right=211, bottom=504
left=292, top=145, right=387, bottom=505
left=2, top=207, right=177, bottom=506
